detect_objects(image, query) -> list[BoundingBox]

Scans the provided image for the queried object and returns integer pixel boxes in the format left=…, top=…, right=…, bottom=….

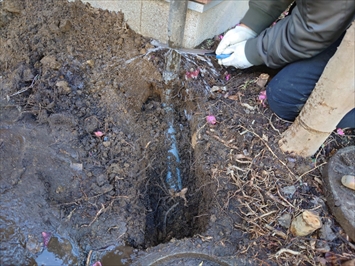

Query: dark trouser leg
left=266, top=34, right=355, bottom=129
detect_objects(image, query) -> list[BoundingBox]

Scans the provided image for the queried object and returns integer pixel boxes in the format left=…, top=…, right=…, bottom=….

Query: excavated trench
left=137, top=79, right=212, bottom=248
left=0, top=0, right=221, bottom=263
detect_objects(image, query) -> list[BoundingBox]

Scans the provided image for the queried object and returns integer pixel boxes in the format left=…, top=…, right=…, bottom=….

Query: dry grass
left=200, top=90, right=355, bottom=265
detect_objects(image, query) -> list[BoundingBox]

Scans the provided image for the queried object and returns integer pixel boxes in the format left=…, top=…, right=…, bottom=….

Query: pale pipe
left=279, top=22, right=355, bottom=157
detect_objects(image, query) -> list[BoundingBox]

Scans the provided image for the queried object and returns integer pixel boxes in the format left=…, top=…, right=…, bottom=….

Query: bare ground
left=0, top=0, right=354, bottom=265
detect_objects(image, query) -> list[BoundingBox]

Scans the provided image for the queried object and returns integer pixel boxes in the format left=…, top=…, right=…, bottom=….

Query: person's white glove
left=218, top=41, right=253, bottom=69
left=216, top=25, right=256, bottom=55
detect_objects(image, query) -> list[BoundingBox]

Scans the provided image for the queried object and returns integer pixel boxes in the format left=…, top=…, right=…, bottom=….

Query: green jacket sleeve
left=240, top=0, right=293, bottom=34
left=244, top=0, right=355, bottom=68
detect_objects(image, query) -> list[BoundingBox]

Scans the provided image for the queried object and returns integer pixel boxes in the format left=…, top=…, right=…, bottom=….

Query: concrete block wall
left=68, top=0, right=249, bottom=48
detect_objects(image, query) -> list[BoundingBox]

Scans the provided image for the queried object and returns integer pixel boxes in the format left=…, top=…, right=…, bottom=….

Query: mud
left=1, top=0, right=354, bottom=265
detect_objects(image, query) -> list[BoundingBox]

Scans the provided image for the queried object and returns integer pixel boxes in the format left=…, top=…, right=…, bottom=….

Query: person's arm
left=240, top=0, right=294, bottom=34
left=245, top=0, right=355, bottom=68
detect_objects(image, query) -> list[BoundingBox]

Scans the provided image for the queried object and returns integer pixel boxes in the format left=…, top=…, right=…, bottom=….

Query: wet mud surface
left=1, top=0, right=354, bottom=265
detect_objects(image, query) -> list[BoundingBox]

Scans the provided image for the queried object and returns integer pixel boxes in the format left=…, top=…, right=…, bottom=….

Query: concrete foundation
left=70, top=0, right=248, bottom=48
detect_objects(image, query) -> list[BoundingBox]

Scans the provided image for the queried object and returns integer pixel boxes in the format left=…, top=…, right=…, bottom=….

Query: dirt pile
left=1, top=0, right=354, bottom=265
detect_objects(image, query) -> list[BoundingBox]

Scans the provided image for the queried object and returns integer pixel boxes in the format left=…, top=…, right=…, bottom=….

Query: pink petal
left=258, top=90, right=267, bottom=100
left=225, top=74, right=231, bottom=81
left=337, top=128, right=345, bottom=135
left=206, top=115, right=217, bottom=125
left=218, top=35, right=223, bottom=40
left=185, top=69, right=199, bottom=80
left=92, top=262, right=102, bottom=266
left=94, top=131, right=104, bottom=137
left=41, top=232, right=51, bottom=247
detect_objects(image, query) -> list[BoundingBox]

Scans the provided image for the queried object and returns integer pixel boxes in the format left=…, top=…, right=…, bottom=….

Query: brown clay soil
left=0, top=1, right=354, bottom=265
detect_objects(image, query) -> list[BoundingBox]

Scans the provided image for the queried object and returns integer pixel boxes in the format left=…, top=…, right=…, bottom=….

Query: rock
left=70, top=163, right=83, bottom=171
left=59, top=19, right=72, bottom=32
left=101, top=183, right=114, bottom=193
left=290, top=210, right=322, bottom=236
left=96, top=174, right=106, bottom=187
left=256, top=73, right=269, bottom=88
left=83, top=115, right=99, bottom=133
left=315, top=240, right=330, bottom=253
left=23, top=68, right=35, bottom=82
left=323, top=146, right=355, bottom=242
left=56, top=80, right=71, bottom=94
left=85, top=59, right=95, bottom=68
left=278, top=213, right=292, bottom=229
left=26, top=235, right=43, bottom=254
left=320, top=219, right=337, bottom=241
left=3, top=0, right=24, bottom=14
left=40, top=56, right=61, bottom=70
left=341, top=175, right=355, bottom=190
left=281, top=185, right=296, bottom=198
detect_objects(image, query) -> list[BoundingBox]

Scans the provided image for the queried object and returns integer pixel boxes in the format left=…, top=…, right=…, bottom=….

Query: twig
left=265, top=191, right=290, bottom=208
left=276, top=185, right=296, bottom=209
left=268, top=113, right=281, bottom=135
left=265, top=224, right=288, bottom=240
left=275, top=248, right=301, bottom=257
left=205, top=131, right=241, bottom=150
left=163, top=202, right=179, bottom=237
left=86, top=250, right=93, bottom=266
left=297, top=161, right=327, bottom=181
left=239, top=125, right=296, bottom=179
left=8, top=74, right=39, bottom=98
left=88, top=203, right=106, bottom=227
left=58, top=193, right=129, bottom=206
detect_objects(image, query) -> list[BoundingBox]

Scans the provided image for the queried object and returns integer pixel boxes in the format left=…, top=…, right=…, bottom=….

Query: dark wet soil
left=1, top=0, right=354, bottom=265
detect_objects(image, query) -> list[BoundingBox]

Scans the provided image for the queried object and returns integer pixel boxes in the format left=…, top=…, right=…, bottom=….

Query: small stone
left=281, top=185, right=296, bottom=198
left=85, top=59, right=95, bottom=68
left=290, top=210, right=322, bottom=236
left=100, top=183, right=113, bottom=193
left=341, top=175, right=355, bottom=190
left=23, top=68, right=34, bottom=82
left=3, top=1, right=24, bottom=13
left=315, top=240, right=330, bottom=253
left=70, top=163, right=83, bottom=171
left=210, top=214, right=217, bottom=223
left=96, top=174, right=106, bottom=187
left=41, top=56, right=61, bottom=70
left=26, top=235, right=43, bottom=254
left=103, top=141, right=110, bottom=147
left=320, top=220, right=337, bottom=241
left=278, top=213, right=292, bottom=229
left=55, top=185, right=65, bottom=194
left=59, top=19, right=72, bottom=32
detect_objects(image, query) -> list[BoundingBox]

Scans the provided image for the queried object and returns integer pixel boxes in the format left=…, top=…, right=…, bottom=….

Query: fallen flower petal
left=258, top=90, right=267, bottom=107
left=206, top=115, right=217, bottom=125
left=225, top=74, right=231, bottom=81
left=185, top=69, right=200, bottom=80
left=41, top=232, right=51, bottom=247
left=94, top=131, right=104, bottom=137
left=92, top=261, right=102, bottom=266
left=336, top=128, right=345, bottom=135
left=258, top=90, right=267, bottom=100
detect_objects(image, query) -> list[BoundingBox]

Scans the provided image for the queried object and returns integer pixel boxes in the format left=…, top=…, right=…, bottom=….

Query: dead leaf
left=227, top=95, right=239, bottom=101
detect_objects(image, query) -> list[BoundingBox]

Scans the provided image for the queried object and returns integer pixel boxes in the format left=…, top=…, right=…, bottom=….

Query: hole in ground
left=138, top=85, right=212, bottom=248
